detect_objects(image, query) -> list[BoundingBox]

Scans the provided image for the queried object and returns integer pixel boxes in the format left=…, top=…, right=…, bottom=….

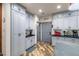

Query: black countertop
left=26, top=34, right=35, bottom=38
left=51, top=35, right=79, bottom=38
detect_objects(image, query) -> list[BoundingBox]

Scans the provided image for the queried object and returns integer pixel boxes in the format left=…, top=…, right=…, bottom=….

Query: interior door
left=0, top=4, right=2, bottom=53
left=12, top=10, right=26, bottom=56
left=42, top=22, right=52, bottom=43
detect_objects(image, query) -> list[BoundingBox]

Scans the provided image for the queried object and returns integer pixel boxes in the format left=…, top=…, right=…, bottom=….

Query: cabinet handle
left=31, top=39, right=32, bottom=42
left=18, top=33, right=21, bottom=37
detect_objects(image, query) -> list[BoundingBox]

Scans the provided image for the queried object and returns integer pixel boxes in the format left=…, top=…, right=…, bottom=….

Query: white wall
left=2, top=4, right=11, bottom=56
left=2, top=3, right=6, bottom=56
left=39, top=16, right=52, bottom=22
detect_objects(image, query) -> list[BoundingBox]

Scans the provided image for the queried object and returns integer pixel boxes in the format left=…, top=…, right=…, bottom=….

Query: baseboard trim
left=25, top=44, right=36, bottom=51
left=0, top=52, right=3, bottom=56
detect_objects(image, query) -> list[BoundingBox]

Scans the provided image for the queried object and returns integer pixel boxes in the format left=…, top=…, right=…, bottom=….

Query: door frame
left=37, top=21, right=52, bottom=43
left=0, top=3, right=2, bottom=53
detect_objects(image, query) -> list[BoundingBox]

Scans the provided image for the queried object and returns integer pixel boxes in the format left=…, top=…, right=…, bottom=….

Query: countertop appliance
left=54, top=31, right=61, bottom=36
left=72, top=30, right=78, bottom=37
left=25, top=29, right=35, bottom=37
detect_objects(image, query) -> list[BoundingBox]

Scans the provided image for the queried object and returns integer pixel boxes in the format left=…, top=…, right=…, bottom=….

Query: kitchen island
left=52, top=35, right=79, bottom=56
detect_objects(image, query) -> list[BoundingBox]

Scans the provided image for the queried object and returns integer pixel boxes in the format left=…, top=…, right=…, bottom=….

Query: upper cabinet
left=63, top=16, right=77, bottom=29
left=52, top=15, right=64, bottom=29
left=78, top=15, right=79, bottom=29
left=12, top=4, right=26, bottom=15
left=63, top=17, right=69, bottom=29
left=52, top=11, right=79, bottom=30
left=29, top=15, right=34, bottom=29
left=58, top=18, right=64, bottom=29
left=68, top=16, right=78, bottom=29
left=52, top=18, right=57, bottom=29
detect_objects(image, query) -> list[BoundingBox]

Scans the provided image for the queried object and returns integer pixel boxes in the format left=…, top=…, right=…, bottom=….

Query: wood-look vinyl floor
left=21, top=42, right=55, bottom=56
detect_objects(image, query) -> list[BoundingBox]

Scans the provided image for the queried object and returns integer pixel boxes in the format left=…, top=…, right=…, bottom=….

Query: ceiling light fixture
left=57, top=5, right=61, bottom=9
left=38, top=9, right=43, bottom=13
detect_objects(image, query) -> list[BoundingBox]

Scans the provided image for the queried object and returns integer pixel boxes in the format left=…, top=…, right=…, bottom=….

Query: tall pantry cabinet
left=11, top=4, right=27, bottom=56
left=11, top=4, right=35, bottom=56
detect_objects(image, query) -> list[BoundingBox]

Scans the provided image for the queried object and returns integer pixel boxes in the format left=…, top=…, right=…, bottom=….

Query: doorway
left=0, top=3, right=2, bottom=54
left=37, top=22, right=52, bottom=44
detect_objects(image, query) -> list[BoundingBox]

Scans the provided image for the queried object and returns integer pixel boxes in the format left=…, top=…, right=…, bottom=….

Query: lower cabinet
left=52, top=37, right=57, bottom=46
left=52, top=37, right=79, bottom=56
left=31, top=36, right=35, bottom=46
left=52, top=37, right=61, bottom=46
left=25, top=36, right=35, bottom=50
left=26, top=38, right=31, bottom=49
left=55, top=41, right=79, bottom=56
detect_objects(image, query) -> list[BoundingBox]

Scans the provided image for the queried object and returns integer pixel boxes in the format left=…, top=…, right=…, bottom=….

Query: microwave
left=25, top=29, right=33, bottom=36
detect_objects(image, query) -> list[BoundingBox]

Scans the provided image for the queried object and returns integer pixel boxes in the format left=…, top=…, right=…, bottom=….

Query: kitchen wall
left=2, top=3, right=11, bottom=56
left=39, top=16, right=52, bottom=22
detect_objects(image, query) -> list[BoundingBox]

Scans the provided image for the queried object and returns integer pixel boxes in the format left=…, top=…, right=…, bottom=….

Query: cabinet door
left=26, top=14, right=29, bottom=29
left=12, top=10, right=26, bottom=56
left=63, top=17, right=69, bottom=29
left=57, top=18, right=64, bottom=29
left=26, top=38, right=32, bottom=49
left=12, top=10, right=23, bottom=56
left=18, top=13, right=27, bottom=55
left=52, top=19, right=57, bottom=29
left=29, top=16, right=33, bottom=29
left=68, top=16, right=77, bottom=29
left=62, top=16, right=77, bottom=29
left=52, top=18, right=64, bottom=29
left=52, top=37, right=57, bottom=46
left=31, top=37, right=35, bottom=46
left=78, top=16, right=79, bottom=29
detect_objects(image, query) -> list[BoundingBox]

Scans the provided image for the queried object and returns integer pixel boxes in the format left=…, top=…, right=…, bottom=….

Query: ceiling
left=21, top=3, right=70, bottom=17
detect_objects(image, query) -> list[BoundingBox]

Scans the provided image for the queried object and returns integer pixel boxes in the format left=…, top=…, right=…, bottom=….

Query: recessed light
left=57, top=5, right=61, bottom=9
left=38, top=9, right=43, bottom=13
